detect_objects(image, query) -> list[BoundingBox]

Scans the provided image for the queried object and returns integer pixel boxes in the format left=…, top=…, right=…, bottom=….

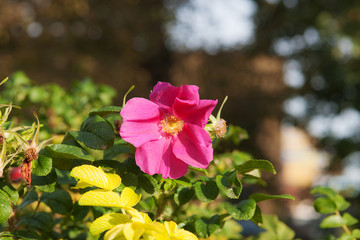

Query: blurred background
left=0, top=0, right=360, bottom=239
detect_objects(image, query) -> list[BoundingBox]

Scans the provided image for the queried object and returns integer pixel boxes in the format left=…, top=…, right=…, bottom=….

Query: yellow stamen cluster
left=160, top=115, right=184, bottom=136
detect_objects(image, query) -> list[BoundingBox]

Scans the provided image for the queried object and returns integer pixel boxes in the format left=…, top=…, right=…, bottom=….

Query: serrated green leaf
left=0, top=181, right=19, bottom=204
left=121, top=172, right=138, bottom=187
left=314, top=197, right=337, bottom=214
left=250, top=193, right=295, bottom=203
left=174, top=187, right=195, bottom=206
left=194, top=181, right=219, bottom=203
left=89, top=106, right=122, bottom=117
left=225, top=199, right=256, bottom=220
left=46, top=144, right=94, bottom=162
left=195, top=215, right=225, bottom=238
left=79, top=115, right=115, bottom=150
left=0, top=193, right=12, bottom=223
left=32, top=148, right=52, bottom=176
left=104, top=139, right=132, bottom=159
left=235, top=159, right=276, bottom=174
left=339, top=233, right=355, bottom=240
left=31, top=170, right=57, bottom=192
left=20, top=212, right=54, bottom=232
left=40, top=189, right=73, bottom=214
left=215, top=171, right=242, bottom=199
left=19, top=190, right=38, bottom=209
left=352, top=229, right=360, bottom=238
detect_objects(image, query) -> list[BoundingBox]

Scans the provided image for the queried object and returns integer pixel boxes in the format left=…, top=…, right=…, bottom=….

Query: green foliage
left=0, top=78, right=298, bottom=240
left=312, top=186, right=360, bottom=239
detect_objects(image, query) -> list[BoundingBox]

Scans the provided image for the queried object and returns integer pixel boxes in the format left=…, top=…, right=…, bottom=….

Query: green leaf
left=250, top=193, right=295, bottom=203
left=164, top=179, right=176, bottom=191
left=194, top=181, right=219, bottom=203
left=235, top=159, right=276, bottom=174
left=216, top=171, right=242, bottom=199
left=14, top=230, right=41, bottom=240
left=320, top=215, right=345, bottom=228
left=40, top=189, right=73, bottom=215
left=31, top=170, right=57, bottom=192
left=46, top=144, right=95, bottom=162
left=343, top=213, right=358, bottom=226
left=311, top=186, right=337, bottom=198
left=225, top=199, right=256, bottom=220
left=352, top=229, right=360, bottom=238
left=174, top=187, right=195, bottom=206
left=174, top=176, right=192, bottom=187
left=104, top=139, right=132, bottom=159
left=0, top=180, right=19, bottom=204
left=20, top=212, right=54, bottom=232
left=251, top=206, right=263, bottom=224
left=195, top=215, right=225, bottom=238
left=333, top=195, right=351, bottom=211
left=256, top=215, right=295, bottom=240
left=319, top=213, right=358, bottom=229
left=0, top=192, right=12, bottom=223
left=314, top=197, right=337, bottom=214
left=138, top=174, right=159, bottom=194
left=89, top=106, right=122, bottom=117
left=121, top=172, right=138, bottom=187
left=32, top=149, right=52, bottom=176
left=79, top=115, right=115, bottom=150
left=19, top=190, right=38, bottom=209
left=73, top=202, right=91, bottom=222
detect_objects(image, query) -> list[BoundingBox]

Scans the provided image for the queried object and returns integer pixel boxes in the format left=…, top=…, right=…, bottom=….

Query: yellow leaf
left=79, top=189, right=122, bottom=207
left=120, top=187, right=141, bottom=208
left=173, top=229, right=198, bottom=240
left=126, top=208, right=152, bottom=224
left=164, top=221, right=177, bottom=236
left=104, top=224, right=126, bottom=240
left=90, top=213, right=130, bottom=236
left=123, top=222, right=145, bottom=240
left=70, top=165, right=121, bottom=190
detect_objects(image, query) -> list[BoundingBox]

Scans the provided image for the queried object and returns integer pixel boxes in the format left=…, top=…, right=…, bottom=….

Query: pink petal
left=121, top=98, right=160, bottom=121
left=173, top=99, right=218, bottom=127
left=172, top=124, right=213, bottom=169
left=120, top=98, right=161, bottom=147
left=150, top=82, right=179, bottom=110
left=135, top=138, right=188, bottom=179
left=178, top=85, right=200, bottom=102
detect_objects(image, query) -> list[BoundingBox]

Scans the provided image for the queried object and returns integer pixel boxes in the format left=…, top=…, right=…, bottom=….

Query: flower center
left=160, top=115, right=184, bottom=136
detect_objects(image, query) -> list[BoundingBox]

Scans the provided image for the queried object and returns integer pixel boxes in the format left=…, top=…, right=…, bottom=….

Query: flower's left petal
left=172, top=124, right=213, bottom=169
left=120, top=187, right=142, bottom=208
left=135, top=138, right=188, bottom=179
left=121, top=97, right=160, bottom=121
left=120, top=98, right=161, bottom=148
left=90, top=213, right=130, bottom=236
left=174, top=229, right=198, bottom=240
left=173, top=99, right=217, bottom=127
left=79, top=189, right=122, bottom=207
left=104, top=224, right=126, bottom=240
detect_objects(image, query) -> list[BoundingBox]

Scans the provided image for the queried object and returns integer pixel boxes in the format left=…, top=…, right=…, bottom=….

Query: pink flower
left=120, top=82, right=218, bottom=179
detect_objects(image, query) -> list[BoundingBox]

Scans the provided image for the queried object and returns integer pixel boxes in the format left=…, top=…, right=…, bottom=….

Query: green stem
left=336, top=210, right=354, bottom=239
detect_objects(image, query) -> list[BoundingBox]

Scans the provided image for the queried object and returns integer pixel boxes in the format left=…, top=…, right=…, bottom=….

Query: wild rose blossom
left=120, top=82, right=217, bottom=179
